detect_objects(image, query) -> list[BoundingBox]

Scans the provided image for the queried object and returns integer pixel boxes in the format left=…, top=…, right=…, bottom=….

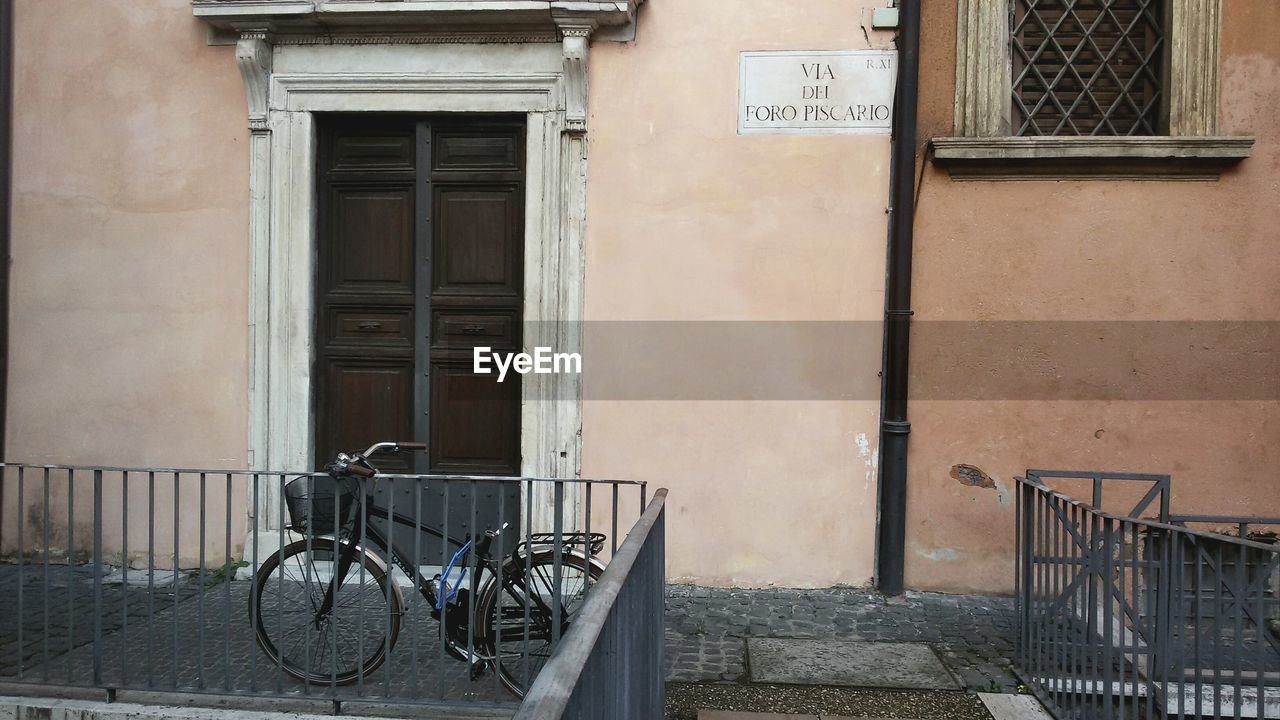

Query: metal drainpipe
left=875, top=0, right=920, bottom=598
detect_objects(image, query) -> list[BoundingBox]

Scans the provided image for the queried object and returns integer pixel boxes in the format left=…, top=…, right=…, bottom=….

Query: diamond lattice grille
left=1012, top=0, right=1166, bottom=136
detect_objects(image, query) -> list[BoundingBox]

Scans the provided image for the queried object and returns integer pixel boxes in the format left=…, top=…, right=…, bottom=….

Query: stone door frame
left=227, top=28, right=599, bottom=532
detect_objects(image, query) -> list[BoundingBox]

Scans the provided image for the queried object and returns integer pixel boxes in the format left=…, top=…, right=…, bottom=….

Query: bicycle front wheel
left=250, top=537, right=402, bottom=685
left=474, top=549, right=604, bottom=697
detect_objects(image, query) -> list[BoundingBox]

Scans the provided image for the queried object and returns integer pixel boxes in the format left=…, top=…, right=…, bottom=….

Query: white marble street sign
left=739, top=50, right=897, bottom=135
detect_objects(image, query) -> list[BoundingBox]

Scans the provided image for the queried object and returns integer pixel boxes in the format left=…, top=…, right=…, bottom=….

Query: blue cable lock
left=435, top=540, right=472, bottom=610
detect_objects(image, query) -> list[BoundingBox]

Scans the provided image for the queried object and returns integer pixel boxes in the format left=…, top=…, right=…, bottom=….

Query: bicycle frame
left=314, top=478, right=567, bottom=654
left=317, top=482, right=476, bottom=617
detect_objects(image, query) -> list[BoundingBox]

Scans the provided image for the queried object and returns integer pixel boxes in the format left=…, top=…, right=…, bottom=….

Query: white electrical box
left=872, top=7, right=900, bottom=29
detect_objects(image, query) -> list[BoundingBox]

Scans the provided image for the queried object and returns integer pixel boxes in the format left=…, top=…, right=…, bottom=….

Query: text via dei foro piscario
left=739, top=50, right=896, bottom=134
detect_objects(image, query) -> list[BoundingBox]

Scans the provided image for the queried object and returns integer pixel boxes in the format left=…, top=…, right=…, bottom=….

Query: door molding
left=227, top=34, right=593, bottom=532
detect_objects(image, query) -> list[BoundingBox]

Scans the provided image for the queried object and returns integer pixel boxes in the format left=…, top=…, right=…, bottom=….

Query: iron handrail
left=1017, top=476, right=1280, bottom=552
left=514, top=488, right=668, bottom=720
left=0, top=462, right=645, bottom=487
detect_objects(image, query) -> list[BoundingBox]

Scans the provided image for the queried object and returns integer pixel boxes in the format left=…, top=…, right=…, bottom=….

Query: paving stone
left=696, top=707, right=814, bottom=712
left=747, top=639, right=958, bottom=691
left=662, top=585, right=1018, bottom=692
left=978, top=692, right=1055, bottom=720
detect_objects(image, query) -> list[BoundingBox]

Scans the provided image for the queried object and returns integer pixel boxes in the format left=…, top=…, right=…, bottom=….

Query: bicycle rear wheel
left=250, top=537, right=402, bottom=685
left=474, top=549, right=603, bottom=697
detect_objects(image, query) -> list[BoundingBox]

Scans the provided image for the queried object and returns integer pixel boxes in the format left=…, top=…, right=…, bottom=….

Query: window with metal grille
left=1011, top=0, right=1166, bottom=136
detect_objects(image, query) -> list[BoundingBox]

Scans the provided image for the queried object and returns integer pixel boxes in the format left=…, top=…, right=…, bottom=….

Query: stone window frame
left=933, top=0, right=1253, bottom=179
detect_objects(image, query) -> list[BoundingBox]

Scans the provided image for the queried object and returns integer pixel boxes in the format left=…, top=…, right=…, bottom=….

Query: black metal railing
left=1017, top=470, right=1279, bottom=720
left=514, top=488, right=666, bottom=720
left=0, top=462, right=648, bottom=716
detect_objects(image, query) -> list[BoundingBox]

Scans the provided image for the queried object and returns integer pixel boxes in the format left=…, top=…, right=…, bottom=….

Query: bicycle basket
left=283, top=475, right=361, bottom=535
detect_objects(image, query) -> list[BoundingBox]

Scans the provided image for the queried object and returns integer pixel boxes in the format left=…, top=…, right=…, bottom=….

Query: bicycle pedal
left=468, top=661, right=487, bottom=681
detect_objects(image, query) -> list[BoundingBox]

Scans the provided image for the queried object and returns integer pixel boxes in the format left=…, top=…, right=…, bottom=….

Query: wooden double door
left=313, top=115, right=525, bottom=484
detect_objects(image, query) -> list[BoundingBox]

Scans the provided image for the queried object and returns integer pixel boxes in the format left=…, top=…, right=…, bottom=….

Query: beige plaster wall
left=1, top=0, right=250, bottom=564
left=904, top=0, right=1280, bottom=593
left=582, top=0, right=894, bottom=587
left=10, top=0, right=1265, bottom=594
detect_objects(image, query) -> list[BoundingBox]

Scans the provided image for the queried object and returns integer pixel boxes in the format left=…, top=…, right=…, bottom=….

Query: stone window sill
left=930, top=136, right=1254, bottom=181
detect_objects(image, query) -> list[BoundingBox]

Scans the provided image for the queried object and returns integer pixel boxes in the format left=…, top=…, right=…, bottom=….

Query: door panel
left=331, top=189, right=414, bottom=291
left=433, top=188, right=522, bottom=298
left=314, top=115, right=526, bottom=485
left=323, top=359, right=415, bottom=474
left=429, top=361, right=521, bottom=475
left=434, top=131, right=520, bottom=170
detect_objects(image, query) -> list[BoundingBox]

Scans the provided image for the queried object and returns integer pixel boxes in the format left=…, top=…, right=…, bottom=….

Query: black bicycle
left=247, top=441, right=604, bottom=697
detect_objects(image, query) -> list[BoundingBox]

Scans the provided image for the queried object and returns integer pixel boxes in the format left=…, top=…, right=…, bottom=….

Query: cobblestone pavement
left=0, top=564, right=520, bottom=709
left=1, top=564, right=1019, bottom=709
left=664, top=585, right=1019, bottom=692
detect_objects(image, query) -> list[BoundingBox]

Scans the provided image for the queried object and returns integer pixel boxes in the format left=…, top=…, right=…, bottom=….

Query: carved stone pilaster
left=235, top=29, right=273, bottom=131
left=953, top=0, right=1011, bottom=137
left=553, top=18, right=595, bottom=134
left=1167, top=0, right=1222, bottom=136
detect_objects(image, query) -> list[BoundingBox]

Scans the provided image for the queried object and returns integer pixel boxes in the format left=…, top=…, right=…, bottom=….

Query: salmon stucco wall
left=904, top=0, right=1280, bottom=594
left=1, top=0, right=250, bottom=564
left=581, top=0, right=895, bottom=588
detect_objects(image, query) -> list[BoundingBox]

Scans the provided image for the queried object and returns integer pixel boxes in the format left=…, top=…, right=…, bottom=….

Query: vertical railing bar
left=330, top=476, right=340, bottom=693
left=466, top=479, right=477, bottom=701
left=1052, top=493, right=1062, bottom=711
left=66, top=468, right=75, bottom=686
left=1064, top=495, right=1076, bottom=712
left=1232, top=541, right=1243, bottom=720
left=223, top=473, right=232, bottom=691
left=1172, top=520, right=1177, bottom=717
left=1039, top=489, right=1050, bottom=705
left=197, top=472, right=206, bottom=690
left=1128, top=522, right=1139, bottom=720
left=1047, top=491, right=1057, bottom=702
left=41, top=467, right=50, bottom=682
left=121, top=470, right=129, bottom=688
left=611, top=484, right=618, bottom=556
left=1254, top=547, right=1266, bottom=720
left=411, top=478, right=421, bottom=699
left=1086, top=508, right=1099, bottom=718
left=1013, top=478, right=1021, bottom=679
left=1116, top=517, right=1125, bottom=720
left=522, top=478, right=533, bottom=693
left=92, top=469, right=103, bottom=688
left=307, top=476, right=317, bottom=696
left=385, top=477, right=396, bottom=697
left=1024, top=484, right=1034, bottom=694
left=249, top=473, right=259, bottom=693
left=1171, top=529, right=1182, bottom=720
left=1034, top=488, right=1044, bottom=697
left=1046, top=491, right=1057, bottom=703
left=494, top=482, right=506, bottom=699
left=146, top=471, right=155, bottom=688
left=438, top=480, right=449, bottom=702
left=1193, top=536, right=1202, bottom=717
left=275, top=474, right=285, bottom=693
left=28, top=466, right=42, bottom=676
left=552, top=480, right=564, bottom=647
left=1149, top=525, right=1161, bottom=720
left=1071, top=501, right=1083, bottom=717
left=15, top=466, right=23, bottom=681
left=1213, top=541, right=1222, bottom=718
left=584, top=482, right=593, bottom=594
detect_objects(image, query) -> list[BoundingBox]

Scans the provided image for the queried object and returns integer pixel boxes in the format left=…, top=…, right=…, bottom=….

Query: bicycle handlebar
left=359, top=441, right=427, bottom=458
left=346, top=463, right=375, bottom=478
